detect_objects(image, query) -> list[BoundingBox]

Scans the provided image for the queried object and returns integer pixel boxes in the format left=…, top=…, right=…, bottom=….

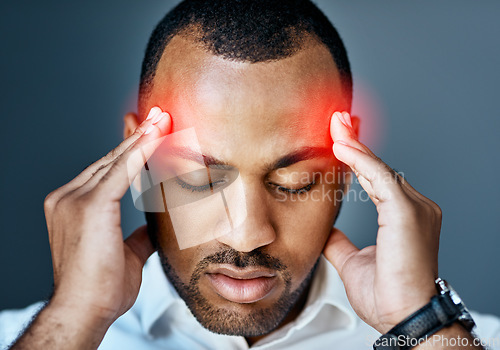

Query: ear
left=350, top=115, right=360, bottom=140
left=123, top=112, right=141, bottom=139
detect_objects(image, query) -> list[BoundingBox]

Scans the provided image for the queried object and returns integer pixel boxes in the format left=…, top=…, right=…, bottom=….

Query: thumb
left=323, top=228, right=359, bottom=278
left=124, top=225, right=155, bottom=266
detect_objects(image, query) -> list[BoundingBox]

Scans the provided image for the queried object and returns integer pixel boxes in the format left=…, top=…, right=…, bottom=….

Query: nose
left=215, top=180, right=276, bottom=252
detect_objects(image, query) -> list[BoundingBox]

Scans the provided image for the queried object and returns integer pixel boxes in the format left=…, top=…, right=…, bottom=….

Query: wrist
left=377, top=288, right=437, bottom=334
left=373, top=278, right=477, bottom=350
left=11, top=300, right=113, bottom=350
left=47, top=296, right=116, bottom=338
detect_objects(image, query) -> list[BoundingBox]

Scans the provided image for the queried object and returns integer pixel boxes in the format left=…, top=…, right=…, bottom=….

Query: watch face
left=448, top=284, right=464, bottom=306
left=442, top=280, right=468, bottom=310
left=438, top=279, right=476, bottom=332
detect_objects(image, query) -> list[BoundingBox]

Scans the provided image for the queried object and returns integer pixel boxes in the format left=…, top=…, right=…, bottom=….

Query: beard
left=156, top=246, right=318, bottom=337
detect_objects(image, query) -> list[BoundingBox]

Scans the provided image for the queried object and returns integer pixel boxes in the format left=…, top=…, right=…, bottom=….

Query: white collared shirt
left=2, top=254, right=500, bottom=349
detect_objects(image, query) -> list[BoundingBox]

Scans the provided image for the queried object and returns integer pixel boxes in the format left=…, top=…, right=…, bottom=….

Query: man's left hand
left=323, top=111, right=441, bottom=334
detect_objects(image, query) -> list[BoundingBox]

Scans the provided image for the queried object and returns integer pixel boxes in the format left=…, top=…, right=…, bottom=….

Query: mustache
left=197, top=248, right=286, bottom=272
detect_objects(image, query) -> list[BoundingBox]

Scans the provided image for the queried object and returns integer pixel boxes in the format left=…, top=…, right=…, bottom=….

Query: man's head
left=125, top=0, right=354, bottom=341
left=138, top=0, right=352, bottom=115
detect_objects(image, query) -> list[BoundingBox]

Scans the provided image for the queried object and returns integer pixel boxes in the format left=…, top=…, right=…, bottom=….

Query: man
left=1, top=0, right=499, bottom=349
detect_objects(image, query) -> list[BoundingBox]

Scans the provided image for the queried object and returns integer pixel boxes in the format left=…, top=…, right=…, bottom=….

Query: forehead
left=148, top=35, right=344, bottom=170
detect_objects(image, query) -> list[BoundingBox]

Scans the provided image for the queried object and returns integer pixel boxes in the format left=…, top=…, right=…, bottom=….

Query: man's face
left=144, top=35, right=347, bottom=338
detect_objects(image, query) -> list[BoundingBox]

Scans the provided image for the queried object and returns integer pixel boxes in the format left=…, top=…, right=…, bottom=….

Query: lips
left=205, top=266, right=278, bottom=304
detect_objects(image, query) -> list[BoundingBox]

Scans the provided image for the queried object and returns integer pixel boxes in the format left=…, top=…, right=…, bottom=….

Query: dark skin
left=10, top=35, right=481, bottom=349
left=128, top=36, right=347, bottom=344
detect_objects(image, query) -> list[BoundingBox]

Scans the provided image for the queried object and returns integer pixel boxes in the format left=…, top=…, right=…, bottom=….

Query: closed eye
left=268, top=181, right=316, bottom=195
left=175, top=177, right=226, bottom=192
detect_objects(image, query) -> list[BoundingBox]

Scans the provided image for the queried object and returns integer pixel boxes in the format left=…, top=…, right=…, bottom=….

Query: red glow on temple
left=351, top=80, right=386, bottom=152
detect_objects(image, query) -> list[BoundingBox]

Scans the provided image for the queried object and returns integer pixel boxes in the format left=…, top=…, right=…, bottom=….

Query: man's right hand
left=11, top=107, right=171, bottom=350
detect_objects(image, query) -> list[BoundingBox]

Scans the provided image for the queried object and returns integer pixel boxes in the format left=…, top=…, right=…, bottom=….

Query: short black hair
left=139, top=0, right=352, bottom=111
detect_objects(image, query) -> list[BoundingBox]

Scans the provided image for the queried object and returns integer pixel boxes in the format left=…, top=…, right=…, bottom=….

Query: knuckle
left=435, top=204, right=442, bottom=218
left=98, top=167, right=113, bottom=184
left=422, top=196, right=442, bottom=219
left=430, top=198, right=442, bottom=214
left=44, top=190, right=60, bottom=213
left=91, top=163, right=108, bottom=177
left=133, top=124, right=145, bottom=135
left=430, top=201, right=442, bottom=221
left=375, top=155, right=390, bottom=171
left=418, top=200, right=442, bottom=224
left=108, top=147, right=120, bottom=160
left=102, top=142, right=126, bottom=164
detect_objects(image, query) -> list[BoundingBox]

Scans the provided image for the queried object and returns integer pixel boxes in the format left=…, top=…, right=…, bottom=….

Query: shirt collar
left=135, top=252, right=178, bottom=335
left=305, top=254, right=358, bottom=328
left=136, top=253, right=358, bottom=339
left=251, top=255, right=358, bottom=347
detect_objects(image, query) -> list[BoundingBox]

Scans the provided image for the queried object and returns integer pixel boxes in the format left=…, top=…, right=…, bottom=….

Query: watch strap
left=373, top=292, right=459, bottom=350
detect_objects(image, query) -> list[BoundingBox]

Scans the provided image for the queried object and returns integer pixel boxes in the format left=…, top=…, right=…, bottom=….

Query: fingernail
left=332, top=141, right=347, bottom=154
left=152, top=112, right=168, bottom=125
left=144, top=124, right=156, bottom=135
left=342, top=112, right=353, bottom=128
left=146, top=106, right=162, bottom=120
left=335, top=111, right=348, bottom=128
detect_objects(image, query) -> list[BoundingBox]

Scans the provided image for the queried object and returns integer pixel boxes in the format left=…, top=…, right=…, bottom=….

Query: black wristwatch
left=373, top=278, right=476, bottom=350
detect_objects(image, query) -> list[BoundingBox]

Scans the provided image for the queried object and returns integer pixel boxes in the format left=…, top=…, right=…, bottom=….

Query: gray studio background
left=1, top=0, right=499, bottom=317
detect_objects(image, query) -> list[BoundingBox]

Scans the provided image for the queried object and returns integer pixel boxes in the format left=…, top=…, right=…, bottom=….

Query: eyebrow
left=270, top=146, right=332, bottom=170
left=166, top=146, right=230, bottom=167
left=166, top=146, right=332, bottom=170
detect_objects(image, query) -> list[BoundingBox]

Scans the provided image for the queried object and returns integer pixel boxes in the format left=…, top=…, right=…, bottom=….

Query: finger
left=95, top=111, right=172, bottom=200
left=333, top=141, right=402, bottom=203
left=396, top=172, right=435, bottom=208
left=330, top=112, right=428, bottom=205
left=50, top=107, right=163, bottom=200
left=357, top=175, right=379, bottom=205
left=80, top=107, right=162, bottom=178
left=72, top=160, right=114, bottom=196
left=75, top=107, right=162, bottom=180
left=72, top=113, right=166, bottom=194
left=329, top=111, right=376, bottom=201
left=124, top=225, right=155, bottom=266
left=323, top=228, right=359, bottom=277
left=330, top=111, right=375, bottom=157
